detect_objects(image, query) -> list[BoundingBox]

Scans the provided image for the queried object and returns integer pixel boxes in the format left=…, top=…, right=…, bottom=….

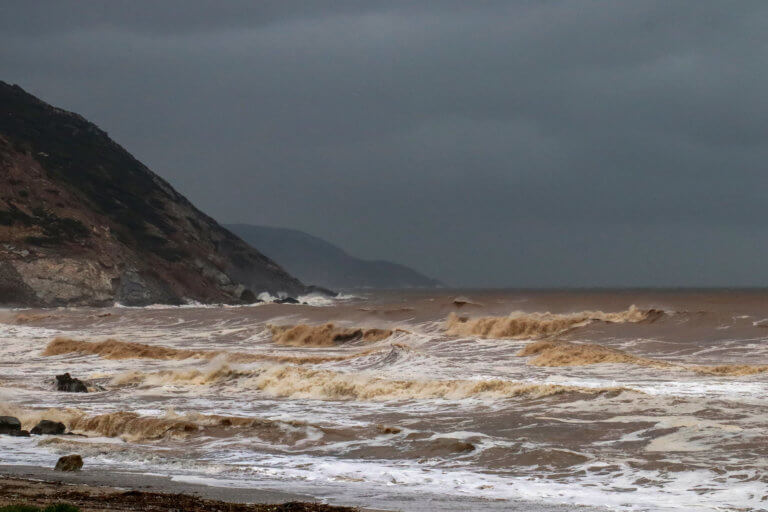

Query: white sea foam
left=170, top=453, right=767, bottom=512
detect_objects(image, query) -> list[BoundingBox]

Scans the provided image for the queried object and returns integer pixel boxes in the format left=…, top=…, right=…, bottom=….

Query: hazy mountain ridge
left=0, top=81, right=308, bottom=306
left=226, top=223, right=441, bottom=290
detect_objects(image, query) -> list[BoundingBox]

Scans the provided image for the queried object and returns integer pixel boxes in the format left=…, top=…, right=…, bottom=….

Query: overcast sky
left=3, top=1, right=768, bottom=287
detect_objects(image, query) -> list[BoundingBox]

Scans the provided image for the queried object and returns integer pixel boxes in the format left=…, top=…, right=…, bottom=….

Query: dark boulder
left=56, top=372, right=88, bottom=393
left=275, top=296, right=300, bottom=304
left=0, top=415, right=22, bottom=435
left=239, top=289, right=258, bottom=303
left=54, top=454, right=83, bottom=471
left=31, top=419, right=66, bottom=435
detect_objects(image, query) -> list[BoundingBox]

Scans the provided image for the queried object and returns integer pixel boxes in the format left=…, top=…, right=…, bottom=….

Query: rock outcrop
left=0, top=415, right=28, bottom=436
left=54, top=454, right=83, bottom=471
left=0, top=81, right=311, bottom=306
left=55, top=372, right=88, bottom=393
left=30, top=419, right=66, bottom=435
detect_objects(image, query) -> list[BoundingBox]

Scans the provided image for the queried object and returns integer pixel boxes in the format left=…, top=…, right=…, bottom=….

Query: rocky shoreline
left=0, top=407, right=365, bottom=511
left=0, top=81, right=323, bottom=307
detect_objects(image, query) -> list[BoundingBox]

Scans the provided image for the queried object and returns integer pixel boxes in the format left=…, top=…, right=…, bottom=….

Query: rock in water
left=31, top=419, right=66, bottom=435
left=0, top=415, right=21, bottom=435
left=54, top=454, right=83, bottom=471
left=55, top=372, right=88, bottom=393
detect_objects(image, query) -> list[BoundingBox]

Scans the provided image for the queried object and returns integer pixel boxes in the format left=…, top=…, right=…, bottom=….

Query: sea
left=1, top=289, right=767, bottom=511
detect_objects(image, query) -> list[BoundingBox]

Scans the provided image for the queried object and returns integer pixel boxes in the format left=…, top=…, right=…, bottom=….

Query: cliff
left=0, top=81, right=308, bottom=306
left=227, top=224, right=441, bottom=290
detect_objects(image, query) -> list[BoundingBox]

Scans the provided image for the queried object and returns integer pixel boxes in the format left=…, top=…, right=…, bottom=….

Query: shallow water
left=2, top=290, right=768, bottom=511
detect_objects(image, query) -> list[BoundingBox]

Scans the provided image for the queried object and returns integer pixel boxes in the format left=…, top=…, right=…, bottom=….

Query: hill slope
left=226, top=224, right=441, bottom=290
left=0, top=81, right=308, bottom=306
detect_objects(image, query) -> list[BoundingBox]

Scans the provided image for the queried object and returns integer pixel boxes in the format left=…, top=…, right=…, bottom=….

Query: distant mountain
left=226, top=224, right=442, bottom=290
left=0, top=81, right=310, bottom=306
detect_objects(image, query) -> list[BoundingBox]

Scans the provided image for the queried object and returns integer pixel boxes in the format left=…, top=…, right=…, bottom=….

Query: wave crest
left=517, top=340, right=768, bottom=376
left=268, top=323, right=394, bottom=347
left=43, top=338, right=375, bottom=364
left=0, top=403, right=329, bottom=443
left=44, top=338, right=194, bottom=360
left=690, top=364, right=768, bottom=376
left=445, top=306, right=662, bottom=339
left=12, top=312, right=59, bottom=324
left=69, top=411, right=199, bottom=441
left=518, top=340, right=671, bottom=368
left=114, top=363, right=631, bottom=401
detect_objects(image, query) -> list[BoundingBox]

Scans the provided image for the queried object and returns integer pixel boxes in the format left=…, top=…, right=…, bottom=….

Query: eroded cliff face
left=0, top=81, right=307, bottom=306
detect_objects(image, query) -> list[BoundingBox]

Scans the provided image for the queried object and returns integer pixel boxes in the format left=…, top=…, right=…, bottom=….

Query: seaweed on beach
left=0, top=505, right=80, bottom=512
left=0, top=477, right=358, bottom=512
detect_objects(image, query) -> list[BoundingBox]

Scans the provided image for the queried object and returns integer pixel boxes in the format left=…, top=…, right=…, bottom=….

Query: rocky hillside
left=0, top=81, right=310, bottom=306
left=227, top=224, right=441, bottom=290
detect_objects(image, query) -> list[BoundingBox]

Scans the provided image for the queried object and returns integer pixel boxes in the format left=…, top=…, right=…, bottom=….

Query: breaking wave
left=113, top=363, right=632, bottom=401
left=44, top=337, right=196, bottom=360
left=110, top=364, right=251, bottom=387
left=452, top=296, right=484, bottom=308
left=0, top=403, right=82, bottom=431
left=690, top=363, right=768, bottom=376
left=0, top=402, right=195, bottom=441
left=268, top=323, right=394, bottom=347
left=517, top=340, right=768, bottom=376
left=68, top=411, right=200, bottom=442
left=11, top=312, right=60, bottom=324
left=518, top=340, right=672, bottom=368
left=246, top=366, right=616, bottom=400
left=0, top=403, right=327, bottom=443
left=445, top=306, right=663, bottom=339
left=42, top=338, right=376, bottom=364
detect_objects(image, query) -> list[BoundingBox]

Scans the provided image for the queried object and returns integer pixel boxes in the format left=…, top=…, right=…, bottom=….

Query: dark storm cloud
left=3, top=1, right=768, bottom=286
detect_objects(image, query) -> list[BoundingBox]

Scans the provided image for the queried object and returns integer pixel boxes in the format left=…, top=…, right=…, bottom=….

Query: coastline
left=0, top=465, right=608, bottom=512
left=3, top=292, right=747, bottom=511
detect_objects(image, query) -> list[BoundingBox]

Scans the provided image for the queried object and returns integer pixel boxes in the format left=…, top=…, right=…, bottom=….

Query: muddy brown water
left=2, top=289, right=768, bottom=511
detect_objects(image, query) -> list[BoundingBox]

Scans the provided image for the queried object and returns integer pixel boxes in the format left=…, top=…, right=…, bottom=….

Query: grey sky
left=3, top=1, right=768, bottom=287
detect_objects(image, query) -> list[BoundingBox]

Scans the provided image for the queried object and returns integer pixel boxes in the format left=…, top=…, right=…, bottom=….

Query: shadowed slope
left=0, top=81, right=307, bottom=306
left=227, top=223, right=441, bottom=289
